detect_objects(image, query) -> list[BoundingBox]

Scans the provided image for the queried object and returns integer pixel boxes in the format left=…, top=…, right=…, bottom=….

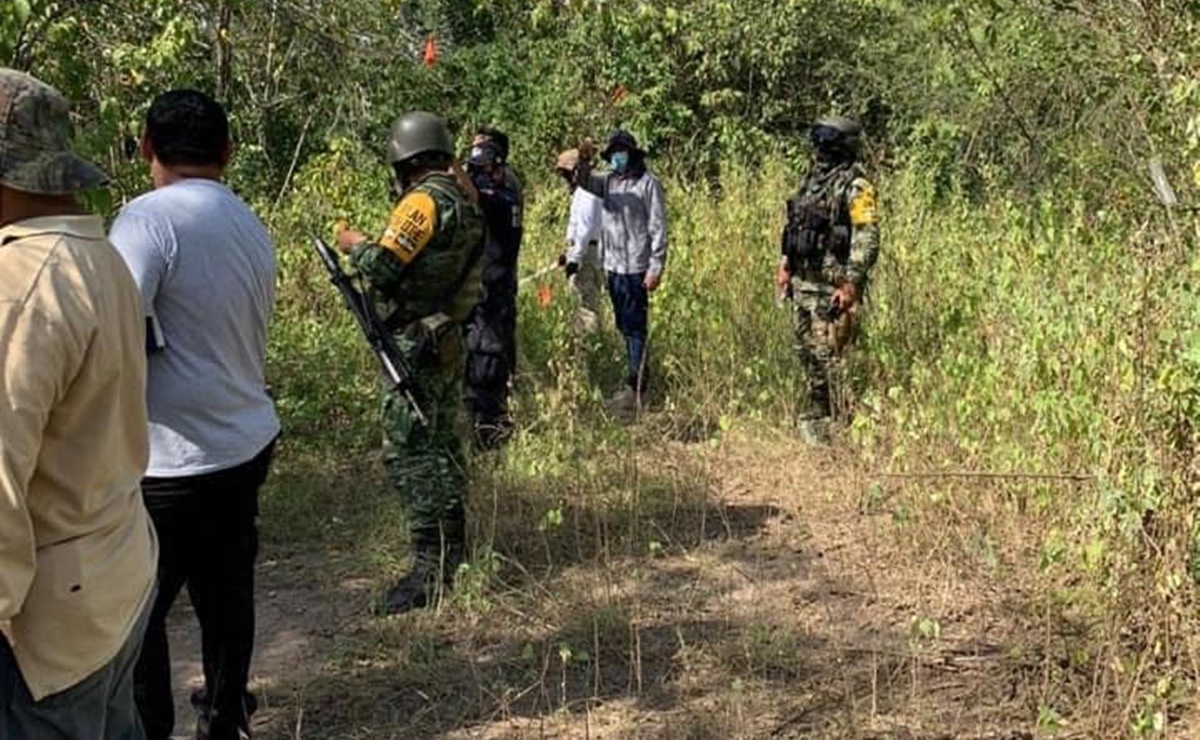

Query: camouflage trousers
left=382, top=333, right=469, bottom=542
left=792, top=287, right=854, bottom=421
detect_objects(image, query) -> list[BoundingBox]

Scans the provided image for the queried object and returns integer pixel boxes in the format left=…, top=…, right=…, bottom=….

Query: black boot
left=473, top=414, right=513, bottom=451
left=381, top=526, right=465, bottom=615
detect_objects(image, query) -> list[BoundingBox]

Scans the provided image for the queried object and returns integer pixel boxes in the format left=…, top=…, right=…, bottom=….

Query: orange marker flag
left=424, top=34, right=438, bottom=67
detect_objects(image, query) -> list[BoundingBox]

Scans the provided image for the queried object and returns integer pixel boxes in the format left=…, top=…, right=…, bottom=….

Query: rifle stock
left=312, top=236, right=428, bottom=427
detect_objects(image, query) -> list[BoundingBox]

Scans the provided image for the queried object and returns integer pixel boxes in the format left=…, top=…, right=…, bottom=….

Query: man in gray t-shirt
left=108, top=89, right=278, bottom=740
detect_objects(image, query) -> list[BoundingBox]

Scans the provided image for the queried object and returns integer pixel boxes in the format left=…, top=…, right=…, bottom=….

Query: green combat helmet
left=810, top=116, right=862, bottom=159
left=387, top=111, right=455, bottom=166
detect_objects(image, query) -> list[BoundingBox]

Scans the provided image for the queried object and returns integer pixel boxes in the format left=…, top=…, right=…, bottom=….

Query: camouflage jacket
left=350, top=172, right=485, bottom=332
left=781, top=161, right=880, bottom=293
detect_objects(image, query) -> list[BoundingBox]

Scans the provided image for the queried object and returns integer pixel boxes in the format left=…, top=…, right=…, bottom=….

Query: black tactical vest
left=781, top=163, right=858, bottom=277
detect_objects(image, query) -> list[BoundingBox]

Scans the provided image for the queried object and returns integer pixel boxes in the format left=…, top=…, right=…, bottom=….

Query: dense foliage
left=5, top=0, right=1200, bottom=734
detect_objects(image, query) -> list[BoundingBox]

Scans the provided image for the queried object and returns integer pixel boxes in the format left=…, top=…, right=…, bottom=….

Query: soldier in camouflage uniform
left=775, top=116, right=880, bottom=443
left=335, top=111, right=484, bottom=614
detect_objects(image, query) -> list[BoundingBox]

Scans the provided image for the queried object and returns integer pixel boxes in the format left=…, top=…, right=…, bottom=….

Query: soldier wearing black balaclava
left=775, top=116, right=880, bottom=443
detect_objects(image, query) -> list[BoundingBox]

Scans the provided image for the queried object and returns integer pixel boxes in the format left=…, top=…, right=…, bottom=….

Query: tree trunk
left=215, top=0, right=233, bottom=100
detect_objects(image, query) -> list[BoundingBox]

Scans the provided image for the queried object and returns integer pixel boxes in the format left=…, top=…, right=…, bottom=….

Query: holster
left=406, top=312, right=462, bottom=369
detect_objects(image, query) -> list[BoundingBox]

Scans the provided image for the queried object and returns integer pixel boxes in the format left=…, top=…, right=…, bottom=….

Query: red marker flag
left=424, top=34, right=438, bottom=67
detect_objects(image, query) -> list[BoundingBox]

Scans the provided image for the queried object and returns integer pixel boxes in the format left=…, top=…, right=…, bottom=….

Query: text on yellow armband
left=379, top=191, right=438, bottom=263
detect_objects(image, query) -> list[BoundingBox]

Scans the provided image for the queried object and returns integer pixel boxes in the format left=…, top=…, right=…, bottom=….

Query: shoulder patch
left=379, top=191, right=438, bottom=263
left=849, top=180, right=878, bottom=226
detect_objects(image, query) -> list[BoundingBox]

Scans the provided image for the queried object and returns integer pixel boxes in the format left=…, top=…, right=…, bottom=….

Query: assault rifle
left=312, top=236, right=428, bottom=427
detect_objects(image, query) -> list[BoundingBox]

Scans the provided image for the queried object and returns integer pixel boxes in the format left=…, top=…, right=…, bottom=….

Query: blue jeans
left=607, top=271, right=649, bottom=391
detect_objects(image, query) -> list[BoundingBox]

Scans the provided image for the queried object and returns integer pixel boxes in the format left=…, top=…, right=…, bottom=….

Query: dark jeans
left=607, top=271, right=650, bottom=391
left=135, top=440, right=275, bottom=740
left=1, top=594, right=151, bottom=740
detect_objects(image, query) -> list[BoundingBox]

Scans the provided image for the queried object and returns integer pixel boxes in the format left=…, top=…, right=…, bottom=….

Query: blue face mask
left=610, top=150, right=630, bottom=173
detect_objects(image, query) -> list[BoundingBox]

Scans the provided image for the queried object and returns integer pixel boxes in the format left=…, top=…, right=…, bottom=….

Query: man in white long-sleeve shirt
left=575, top=131, right=667, bottom=411
left=555, top=148, right=603, bottom=333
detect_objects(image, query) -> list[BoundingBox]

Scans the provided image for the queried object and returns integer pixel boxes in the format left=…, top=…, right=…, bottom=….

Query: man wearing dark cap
left=464, top=133, right=523, bottom=448
left=0, top=68, right=157, bottom=738
left=575, top=130, right=668, bottom=414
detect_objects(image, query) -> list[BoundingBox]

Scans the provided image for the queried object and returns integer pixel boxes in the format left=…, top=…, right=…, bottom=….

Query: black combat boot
left=473, top=413, right=513, bottom=451
left=381, top=522, right=465, bottom=615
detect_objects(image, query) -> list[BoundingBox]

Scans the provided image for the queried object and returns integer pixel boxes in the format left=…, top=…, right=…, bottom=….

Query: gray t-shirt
left=110, top=178, right=280, bottom=477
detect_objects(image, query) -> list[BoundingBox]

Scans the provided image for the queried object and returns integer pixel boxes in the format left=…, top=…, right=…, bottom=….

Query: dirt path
left=166, top=557, right=364, bottom=738
left=171, top=432, right=1048, bottom=739
left=440, top=434, right=1042, bottom=739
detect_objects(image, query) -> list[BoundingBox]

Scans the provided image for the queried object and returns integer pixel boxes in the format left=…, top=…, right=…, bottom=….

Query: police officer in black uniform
left=464, top=133, right=523, bottom=448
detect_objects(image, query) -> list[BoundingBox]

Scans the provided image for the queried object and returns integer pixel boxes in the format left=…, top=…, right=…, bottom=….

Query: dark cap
left=0, top=69, right=107, bottom=195
left=601, top=130, right=643, bottom=162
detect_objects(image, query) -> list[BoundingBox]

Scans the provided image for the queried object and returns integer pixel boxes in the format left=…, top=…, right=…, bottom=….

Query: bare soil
left=166, top=556, right=363, bottom=738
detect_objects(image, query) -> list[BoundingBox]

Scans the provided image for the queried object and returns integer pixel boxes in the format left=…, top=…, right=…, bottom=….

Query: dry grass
left=247, top=162, right=1200, bottom=738
left=237, top=422, right=1104, bottom=740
